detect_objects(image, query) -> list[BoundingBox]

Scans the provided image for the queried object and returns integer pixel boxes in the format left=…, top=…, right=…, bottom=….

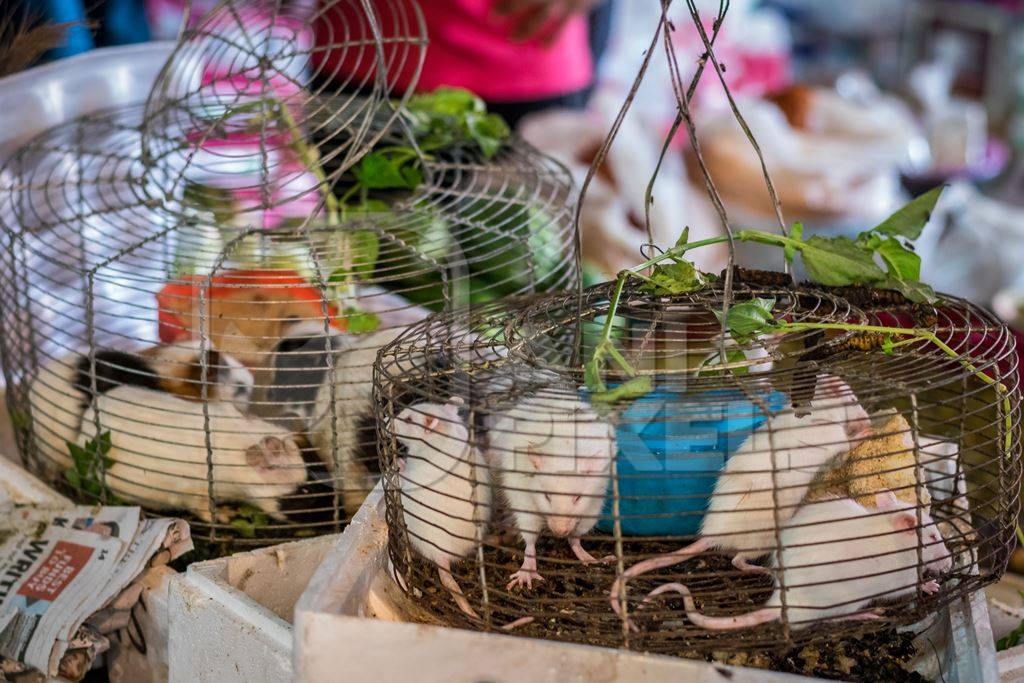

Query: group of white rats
left=390, top=374, right=955, bottom=632
left=26, top=321, right=409, bottom=526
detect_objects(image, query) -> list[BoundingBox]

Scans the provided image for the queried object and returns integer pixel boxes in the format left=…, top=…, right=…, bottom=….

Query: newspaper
left=0, top=502, right=192, bottom=679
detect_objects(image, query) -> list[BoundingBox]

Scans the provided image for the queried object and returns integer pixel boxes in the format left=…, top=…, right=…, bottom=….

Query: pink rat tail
left=647, top=582, right=781, bottom=630
left=609, top=537, right=713, bottom=619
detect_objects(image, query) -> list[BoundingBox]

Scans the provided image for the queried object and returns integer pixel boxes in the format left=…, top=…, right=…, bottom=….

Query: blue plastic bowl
left=595, top=387, right=788, bottom=536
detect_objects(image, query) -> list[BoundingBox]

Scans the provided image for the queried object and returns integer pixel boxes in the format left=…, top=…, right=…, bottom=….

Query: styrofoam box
left=290, top=485, right=998, bottom=683
left=166, top=534, right=337, bottom=682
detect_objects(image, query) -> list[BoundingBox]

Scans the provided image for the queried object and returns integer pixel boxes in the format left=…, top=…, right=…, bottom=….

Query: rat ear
left=874, top=491, right=899, bottom=510
left=892, top=510, right=918, bottom=533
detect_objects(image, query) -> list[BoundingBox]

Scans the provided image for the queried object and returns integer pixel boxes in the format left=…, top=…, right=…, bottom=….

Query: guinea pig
left=309, top=325, right=409, bottom=516
left=78, top=384, right=307, bottom=523
left=487, top=391, right=616, bottom=590
left=26, top=344, right=253, bottom=478
left=393, top=399, right=492, bottom=620
left=641, top=491, right=952, bottom=631
left=264, top=320, right=343, bottom=427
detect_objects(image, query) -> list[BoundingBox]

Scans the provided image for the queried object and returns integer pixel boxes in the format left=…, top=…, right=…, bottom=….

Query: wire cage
left=0, top=0, right=577, bottom=548
left=368, top=0, right=1024, bottom=661
left=140, top=0, right=428, bottom=212
left=375, top=281, right=1022, bottom=652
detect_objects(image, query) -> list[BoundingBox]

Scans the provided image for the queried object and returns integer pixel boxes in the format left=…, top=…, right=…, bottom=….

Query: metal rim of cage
left=0, top=96, right=578, bottom=546
left=372, top=283, right=1023, bottom=651
left=139, top=0, right=428, bottom=214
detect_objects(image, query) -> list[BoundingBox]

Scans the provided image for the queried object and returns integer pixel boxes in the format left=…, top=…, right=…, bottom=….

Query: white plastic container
left=166, top=534, right=337, bottom=683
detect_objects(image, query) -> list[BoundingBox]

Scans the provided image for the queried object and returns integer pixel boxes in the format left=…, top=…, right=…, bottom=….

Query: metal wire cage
left=140, top=0, right=428, bottom=213
left=369, top=0, right=1024, bottom=659
left=0, top=0, right=577, bottom=547
left=375, top=281, right=1022, bottom=651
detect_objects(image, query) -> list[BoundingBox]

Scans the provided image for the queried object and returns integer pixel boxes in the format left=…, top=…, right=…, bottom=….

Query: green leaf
left=874, top=237, right=921, bottom=281
left=640, top=261, right=707, bottom=295
left=229, top=518, right=258, bottom=538
left=344, top=309, right=380, bottom=334
left=879, top=277, right=938, bottom=304
left=64, top=468, right=81, bottom=490
left=800, top=235, right=886, bottom=287
left=584, top=357, right=607, bottom=393
left=673, top=226, right=690, bottom=252
left=590, top=376, right=652, bottom=404
left=872, top=185, right=945, bottom=240
left=353, top=153, right=418, bottom=190
left=348, top=230, right=380, bottom=279
left=785, top=222, right=803, bottom=263
left=714, top=298, right=776, bottom=343
left=881, top=335, right=895, bottom=356
left=466, top=113, right=510, bottom=158
left=697, top=347, right=750, bottom=377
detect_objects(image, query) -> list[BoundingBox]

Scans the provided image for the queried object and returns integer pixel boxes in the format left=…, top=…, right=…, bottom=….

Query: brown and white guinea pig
left=78, top=384, right=306, bottom=523
left=26, top=342, right=253, bottom=478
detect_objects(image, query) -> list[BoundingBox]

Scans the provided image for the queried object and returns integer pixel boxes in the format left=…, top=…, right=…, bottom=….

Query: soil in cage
left=398, top=536, right=929, bottom=682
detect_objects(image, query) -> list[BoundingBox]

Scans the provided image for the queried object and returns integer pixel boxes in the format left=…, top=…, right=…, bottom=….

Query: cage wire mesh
left=371, top=0, right=1024, bottom=657
left=0, top=0, right=577, bottom=548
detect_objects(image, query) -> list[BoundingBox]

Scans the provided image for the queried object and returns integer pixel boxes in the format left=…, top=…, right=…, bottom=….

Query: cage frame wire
left=139, top=0, right=431, bottom=215
left=0, top=0, right=580, bottom=548
left=372, top=0, right=1024, bottom=657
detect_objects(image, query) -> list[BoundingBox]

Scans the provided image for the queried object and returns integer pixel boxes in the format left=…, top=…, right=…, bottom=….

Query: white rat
left=610, top=375, right=869, bottom=618
left=79, top=385, right=307, bottom=522
left=27, top=344, right=254, bottom=479
left=394, top=399, right=492, bottom=620
left=488, top=392, right=617, bottom=590
left=642, top=491, right=952, bottom=630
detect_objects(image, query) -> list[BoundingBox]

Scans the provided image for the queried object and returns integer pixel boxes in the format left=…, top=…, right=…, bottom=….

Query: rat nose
left=548, top=516, right=577, bottom=538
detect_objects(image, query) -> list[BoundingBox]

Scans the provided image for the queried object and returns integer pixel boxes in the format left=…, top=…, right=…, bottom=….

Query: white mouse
left=610, top=375, right=869, bottom=619
left=79, top=385, right=307, bottom=522
left=394, top=399, right=492, bottom=620
left=643, top=491, right=952, bottom=630
left=488, top=392, right=616, bottom=590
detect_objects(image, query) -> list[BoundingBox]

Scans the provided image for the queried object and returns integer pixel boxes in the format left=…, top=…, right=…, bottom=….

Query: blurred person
left=313, top=0, right=614, bottom=127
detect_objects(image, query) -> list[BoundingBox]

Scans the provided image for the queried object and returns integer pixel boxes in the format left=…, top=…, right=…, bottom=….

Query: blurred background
left=7, top=0, right=1024, bottom=321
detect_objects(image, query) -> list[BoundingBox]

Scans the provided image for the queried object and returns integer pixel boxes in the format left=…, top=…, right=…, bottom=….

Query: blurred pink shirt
left=313, top=0, right=593, bottom=101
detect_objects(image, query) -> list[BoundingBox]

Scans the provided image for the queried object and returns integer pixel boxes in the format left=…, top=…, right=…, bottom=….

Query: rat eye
left=572, top=495, right=582, bottom=505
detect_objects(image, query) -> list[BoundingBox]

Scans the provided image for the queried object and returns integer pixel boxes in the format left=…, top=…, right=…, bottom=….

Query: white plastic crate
left=166, top=534, right=337, bottom=683
left=292, top=485, right=997, bottom=683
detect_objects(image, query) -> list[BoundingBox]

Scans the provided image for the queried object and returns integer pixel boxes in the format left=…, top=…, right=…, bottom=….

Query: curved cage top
left=0, top=91, right=577, bottom=546
left=141, top=0, right=428, bottom=212
left=371, top=283, right=1022, bottom=653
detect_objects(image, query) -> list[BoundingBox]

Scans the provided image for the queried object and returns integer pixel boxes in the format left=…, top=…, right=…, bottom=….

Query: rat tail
left=647, top=582, right=780, bottom=630
left=608, top=537, right=713, bottom=619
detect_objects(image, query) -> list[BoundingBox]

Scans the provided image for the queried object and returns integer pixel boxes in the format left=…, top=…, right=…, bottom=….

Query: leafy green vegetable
left=590, top=376, right=653, bottom=404
left=640, top=260, right=708, bottom=295
left=998, top=593, right=1024, bottom=651
left=696, top=347, right=749, bottom=377
left=798, top=235, right=886, bottom=287
left=405, top=87, right=511, bottom=159
left=867, top=235, right=920, bottom=281
left=343, top=308, right=380, bottom=333
left=352, top=153, right=421, bottom=190
left=64, top=432, right=124, bottom=503
left=229, top=504, right=270, bottom=538
left=713, top=298, right=776, bottom=343
left=881, top=335, right=895, bottom=356
left=872, top=185, right=945, bottom=240
left=785, top=222, right=803, bottom=263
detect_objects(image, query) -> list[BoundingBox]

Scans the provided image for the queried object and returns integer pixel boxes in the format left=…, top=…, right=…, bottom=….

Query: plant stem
left=271, top=100, right=340, bottom=226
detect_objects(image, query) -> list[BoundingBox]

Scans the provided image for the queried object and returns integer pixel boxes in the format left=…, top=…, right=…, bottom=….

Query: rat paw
left=922, top=579, right=941, bottom=595
left=506, top=569, right=544, bottom=590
